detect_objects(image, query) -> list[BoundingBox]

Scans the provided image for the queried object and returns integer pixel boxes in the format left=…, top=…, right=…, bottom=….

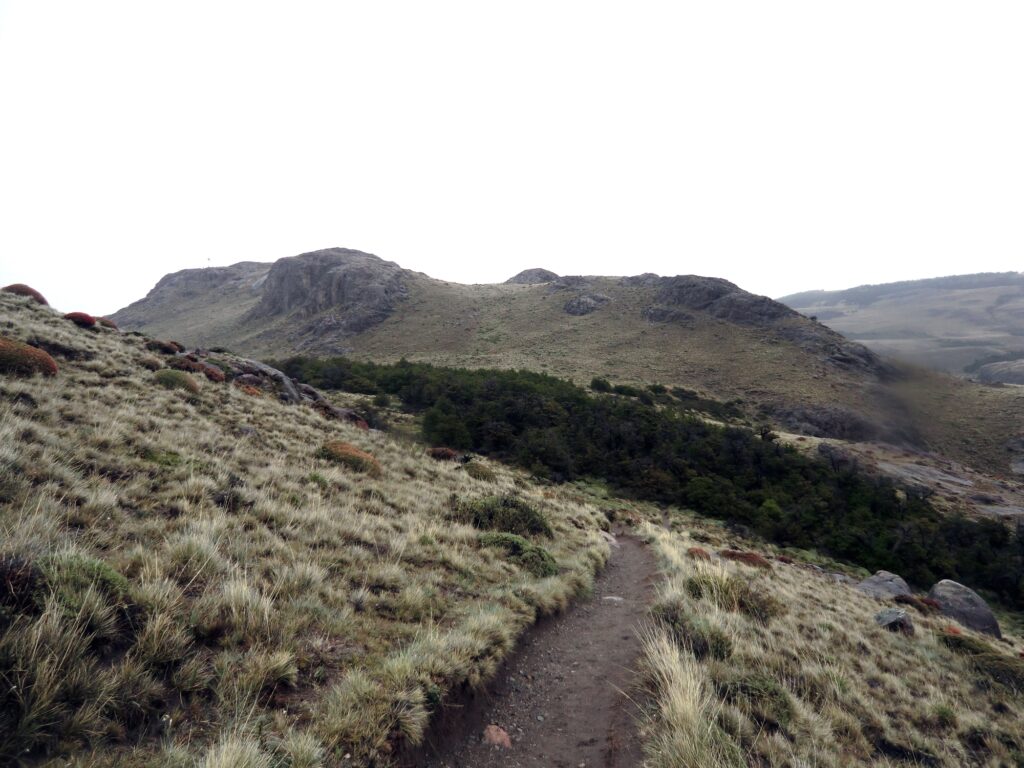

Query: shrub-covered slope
left=0, top=291, right=608, bottom=766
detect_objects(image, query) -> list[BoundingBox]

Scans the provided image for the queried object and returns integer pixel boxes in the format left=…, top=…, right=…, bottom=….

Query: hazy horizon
left=2, top=2, right=1022, bottom=314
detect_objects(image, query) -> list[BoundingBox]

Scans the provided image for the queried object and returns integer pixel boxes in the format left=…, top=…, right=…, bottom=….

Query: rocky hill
left=780, top=272, right=1024, bottom=379
left=111, top=249, right=1024, bottom=475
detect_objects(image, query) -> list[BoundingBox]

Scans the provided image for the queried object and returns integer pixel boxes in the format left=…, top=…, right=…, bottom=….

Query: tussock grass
left=0, top=292, right=609, bottom=765
left=640, top=521, right=1024, bottom=767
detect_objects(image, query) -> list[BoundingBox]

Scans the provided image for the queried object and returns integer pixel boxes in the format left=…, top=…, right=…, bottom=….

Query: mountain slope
left=112, top=249, right=899, bottom=433
left=111, top=249, right=1024, bottom=475
left=780, top=272, right=1024, bottom=376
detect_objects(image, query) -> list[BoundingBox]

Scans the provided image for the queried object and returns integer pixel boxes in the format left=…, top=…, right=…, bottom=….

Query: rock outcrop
left=875, top=608, right=915, bottom=636
left=856, top=571, right=912, bottom=599
left=505, top=268, right=559, bottom=284
left=564, top=293, right=610, bottom=316
left=248, top=249, right=407, bottom=334
left=928, top=579, right=1001, bottom=638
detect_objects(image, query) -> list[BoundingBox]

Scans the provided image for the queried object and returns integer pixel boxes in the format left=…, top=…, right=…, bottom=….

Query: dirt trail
left=416, top=533, right=657, bottom=767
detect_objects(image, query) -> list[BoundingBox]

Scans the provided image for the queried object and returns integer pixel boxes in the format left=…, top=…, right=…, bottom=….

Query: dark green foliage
left=422, top=397, right=472, bottom=448
left=940, top=633, right=993, bottom=656
left=685, top=572, right=785, bottom=624
left=479, top=533, right=557, bottom=577
left=715, top=671, right=795, bottom=730
left=653, top=597, right=733, bottom=659
left=590, top=377, right=611, bottom=392
left=39, top=552, right=129, bottom=615
left=372, top=392, right=391, bottom=408
left=940, top=633, right=1024, bottom=693
left=275, top=355, right=1024, bottom=609
left=0, top=554, right=43, bottom=626
left=452, top=495, right=553, bottom=537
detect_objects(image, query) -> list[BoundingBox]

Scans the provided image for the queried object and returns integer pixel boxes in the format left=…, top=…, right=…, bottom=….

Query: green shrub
left=939, top=632, right=993, bottom=656
left=372, top=392, right=391, bottom=408
left=589, top=377, right=611, bottom=393
left=154, top=369, right=200, bottom=394
left=715, top=671, right=795, bottom=730
left=686, top=571, right=784, bottom=624
left=479, top=532, right=557, bottom=577
left=453, top=495, right=552, bottom=537
left=941, top=633, right=1024, bottom=692
left=653, top=597, right=733, bottom=660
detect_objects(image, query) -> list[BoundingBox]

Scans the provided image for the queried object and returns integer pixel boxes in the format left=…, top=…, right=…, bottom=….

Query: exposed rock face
left=619, top=273, right=661, bottom=287
left=856, top=571, right=912, bottom=599
left=928, top=579, right=1001, bottom=637
left=564, top=293, right=611, bottom=316
left=112, top=262, right=268, bottom=328
left=653, top=276, right=796, bottom=325
left=505, top=268, right=559, bottom=284
left=643, top=275, right=888, bottom=379
left=249, top=249, right=407, bottom=334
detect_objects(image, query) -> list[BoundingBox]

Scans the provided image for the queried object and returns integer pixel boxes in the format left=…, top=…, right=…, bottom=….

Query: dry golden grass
left=639, top=518, right=1024, bottom=767
left=0, top=292, right=609, bottom=766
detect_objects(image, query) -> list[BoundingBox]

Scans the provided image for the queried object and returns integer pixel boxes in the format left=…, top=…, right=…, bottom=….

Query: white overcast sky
left=0, top=2, right=1021, bottom=315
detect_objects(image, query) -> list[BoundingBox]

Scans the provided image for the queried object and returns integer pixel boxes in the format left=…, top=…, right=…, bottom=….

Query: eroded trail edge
left=415, top=533, right=657, bottom=768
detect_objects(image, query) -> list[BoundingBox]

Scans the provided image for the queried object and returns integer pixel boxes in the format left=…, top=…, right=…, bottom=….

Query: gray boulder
left=875, top=608, right=914, bottom=636
left=928, top=580, right=1001, bottom=638
left=856, top=571, right=912, bottom=599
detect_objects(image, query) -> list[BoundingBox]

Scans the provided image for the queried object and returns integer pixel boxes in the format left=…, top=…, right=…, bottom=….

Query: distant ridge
left=779, top=272, right=1024, bottom=378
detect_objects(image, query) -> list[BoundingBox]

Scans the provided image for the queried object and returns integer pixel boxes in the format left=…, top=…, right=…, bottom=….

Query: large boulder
left=928, top=579, right=1001, bottom=638
left=875, top=608, right=915, bottom=636
left=856, top=571, right=911, bottom=599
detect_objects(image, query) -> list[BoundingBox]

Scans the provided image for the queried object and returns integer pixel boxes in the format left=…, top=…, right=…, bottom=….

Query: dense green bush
left=452, top=495, right=552, bottom=537
left=479, top=532, right=557, bottom=577
left=276, top=355, right=1024, bottom=609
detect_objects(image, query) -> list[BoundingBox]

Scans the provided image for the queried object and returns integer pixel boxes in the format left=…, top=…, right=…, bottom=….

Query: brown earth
left=413, top=534, right=657, bottom=768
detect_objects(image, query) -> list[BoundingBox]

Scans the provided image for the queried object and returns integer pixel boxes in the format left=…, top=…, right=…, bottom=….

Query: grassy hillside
left=0, top=291, right=608, bottom=765
left=637, top=512, right=1024, bottom=767
left=4, top=288, right=1024, bottom=767
left=780, top=272, right=1024, bottom=375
